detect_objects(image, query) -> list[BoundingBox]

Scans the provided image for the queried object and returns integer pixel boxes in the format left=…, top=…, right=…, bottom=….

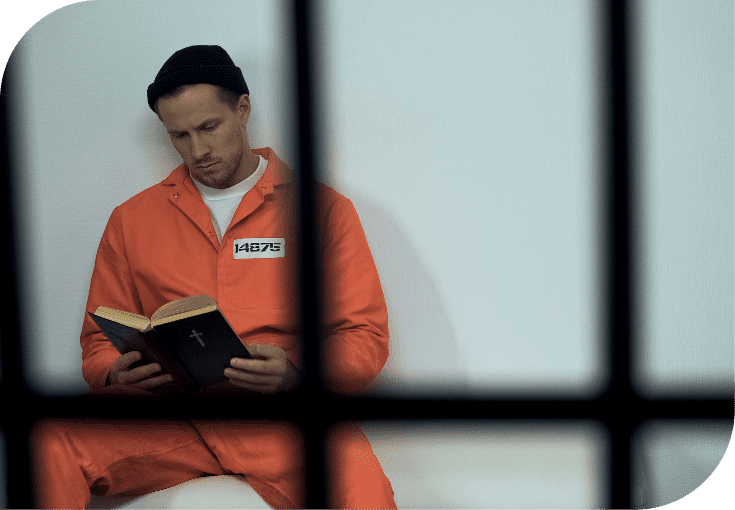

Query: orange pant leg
left=32, top=420, right=225, bottom=509
left=191, top=420, right=305, bottom=508
left=192, top=421, right=396, bottom=509
left=328, top=424, right=397, bottom=509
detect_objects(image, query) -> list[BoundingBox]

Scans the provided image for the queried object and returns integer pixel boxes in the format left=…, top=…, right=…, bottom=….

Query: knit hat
left=147, top=45, right=249, bottom=111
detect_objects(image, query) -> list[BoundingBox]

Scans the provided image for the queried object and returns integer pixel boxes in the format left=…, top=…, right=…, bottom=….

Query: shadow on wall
left=350, top=196, right=467, bottom=397
left=137, top=110, right=181, bottom=182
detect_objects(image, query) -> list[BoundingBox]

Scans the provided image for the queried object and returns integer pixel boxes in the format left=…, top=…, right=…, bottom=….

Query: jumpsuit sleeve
left=320, top=194, right=389, bottom=394
left=80, top=207, right=143, bottom=389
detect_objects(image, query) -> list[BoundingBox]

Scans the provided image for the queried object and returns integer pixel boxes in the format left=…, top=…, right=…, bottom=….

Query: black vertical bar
left=602, top=0, right=635, bottom=508
left=0, top=55, right=36, bottom=509
left=291, top=0, right=329, bottom=508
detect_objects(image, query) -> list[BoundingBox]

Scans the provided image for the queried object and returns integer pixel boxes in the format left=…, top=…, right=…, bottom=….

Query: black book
left=90, top=295, right=251, bottom=391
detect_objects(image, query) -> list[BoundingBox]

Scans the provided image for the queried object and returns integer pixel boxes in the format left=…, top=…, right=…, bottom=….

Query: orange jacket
left=80, top=147, right=389, bottom=394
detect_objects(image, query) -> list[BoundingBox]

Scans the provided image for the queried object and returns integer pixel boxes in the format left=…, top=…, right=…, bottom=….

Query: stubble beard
left=198, top=141, right=246, bottom=189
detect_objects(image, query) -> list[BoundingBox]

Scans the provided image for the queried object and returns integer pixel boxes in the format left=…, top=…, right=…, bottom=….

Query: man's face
left=157, top=84, right=251, bottom=189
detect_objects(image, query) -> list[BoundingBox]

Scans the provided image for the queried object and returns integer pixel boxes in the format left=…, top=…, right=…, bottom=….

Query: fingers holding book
left=108, top=351, right=175, bottom=389
left=224, top=344, right=301, bottom=394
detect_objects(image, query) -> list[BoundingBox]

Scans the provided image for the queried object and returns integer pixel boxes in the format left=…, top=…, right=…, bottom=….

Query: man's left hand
left=225, top=344, right=301, bottom=393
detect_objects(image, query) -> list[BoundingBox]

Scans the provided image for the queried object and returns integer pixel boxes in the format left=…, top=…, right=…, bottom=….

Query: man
left=34, top=45, right=396, bottom=509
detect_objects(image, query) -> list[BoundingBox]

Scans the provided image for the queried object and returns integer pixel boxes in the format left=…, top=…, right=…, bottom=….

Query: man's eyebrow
left=167, top=118, right=220, bottom=134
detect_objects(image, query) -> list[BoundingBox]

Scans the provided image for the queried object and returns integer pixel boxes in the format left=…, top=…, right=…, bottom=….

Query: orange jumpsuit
left=33, top=148, right=396, bottom=508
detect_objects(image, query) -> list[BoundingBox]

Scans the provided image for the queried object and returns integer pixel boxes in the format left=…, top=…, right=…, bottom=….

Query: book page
left=150, top=295, right=218, bottom=327
left=93, top=307, right=151, bottom=331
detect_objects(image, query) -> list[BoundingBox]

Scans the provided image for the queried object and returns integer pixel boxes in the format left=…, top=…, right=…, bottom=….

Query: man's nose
left=190, top=135, right=210, bottom=160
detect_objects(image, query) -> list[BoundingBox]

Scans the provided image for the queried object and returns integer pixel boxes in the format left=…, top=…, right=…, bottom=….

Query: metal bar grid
left=0, top=1, right=732, bottom=508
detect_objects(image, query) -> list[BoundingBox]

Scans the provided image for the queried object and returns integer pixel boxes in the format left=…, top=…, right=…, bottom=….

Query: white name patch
left=233, top=238, right=286, bottom=259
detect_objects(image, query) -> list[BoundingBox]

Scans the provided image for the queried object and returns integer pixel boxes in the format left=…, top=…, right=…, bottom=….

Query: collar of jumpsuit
left=191, top=155, right=268, bottom=241
left=160, top=146, right=294, bottom=249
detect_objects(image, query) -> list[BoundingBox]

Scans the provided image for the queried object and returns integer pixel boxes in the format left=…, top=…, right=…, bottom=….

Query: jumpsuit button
left=173, top=192, right=179, bottom=198
left=209, top=231, right=215, bottom=236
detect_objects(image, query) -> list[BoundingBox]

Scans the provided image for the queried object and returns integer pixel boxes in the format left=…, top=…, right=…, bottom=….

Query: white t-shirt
left=191, top=155, right=268, bottom=241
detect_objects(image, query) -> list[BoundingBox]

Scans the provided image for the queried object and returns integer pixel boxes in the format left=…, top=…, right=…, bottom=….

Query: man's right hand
left=107, top=351, right=174, bottom=388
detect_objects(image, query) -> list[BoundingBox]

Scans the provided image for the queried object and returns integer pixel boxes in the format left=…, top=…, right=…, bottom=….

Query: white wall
left=319, top=0, right=602, bottom=397
left=635, top=0, right=734, bottom=397
left=631, top=3, right=734, bottom=503
left=2, top=0, right=732, bottom=508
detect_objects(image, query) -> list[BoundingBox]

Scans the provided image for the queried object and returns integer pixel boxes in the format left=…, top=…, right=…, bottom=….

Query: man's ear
left=238, top=94, right=252, bottom=124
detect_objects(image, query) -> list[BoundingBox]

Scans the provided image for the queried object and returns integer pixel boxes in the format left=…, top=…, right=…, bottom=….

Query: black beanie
left=147, top=45, right=249, bottom=112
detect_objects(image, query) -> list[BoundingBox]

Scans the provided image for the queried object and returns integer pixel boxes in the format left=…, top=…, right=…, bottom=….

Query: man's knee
left=33, top=421, right=76, bottom=466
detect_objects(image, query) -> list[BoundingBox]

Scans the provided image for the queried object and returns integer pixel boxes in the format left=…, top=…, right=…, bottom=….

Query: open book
left=90, top=295, right=251, bottom=391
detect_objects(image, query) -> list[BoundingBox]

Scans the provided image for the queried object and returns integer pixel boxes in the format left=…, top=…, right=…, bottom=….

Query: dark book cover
left=91, top=310, right=252, bottom=391
left=90, top=313, right=200, bottom=390
left=152, top=310, right=252, bottom=388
